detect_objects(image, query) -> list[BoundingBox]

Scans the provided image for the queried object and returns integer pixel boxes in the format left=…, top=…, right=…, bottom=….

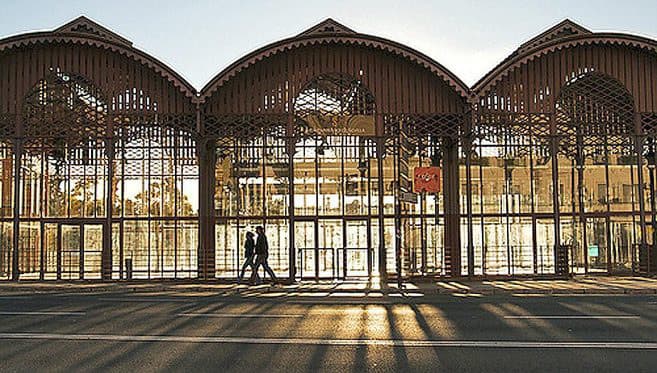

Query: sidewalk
left=431, top=276, right=657, bottom=295
left=1, top=276, right=657, bottom=297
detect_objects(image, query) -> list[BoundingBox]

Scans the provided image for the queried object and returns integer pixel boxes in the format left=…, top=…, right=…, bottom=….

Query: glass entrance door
left=295, top=220, right=316, bottom=279
left=341, top=219, right=371, bottom=278
left=60, top=224, right=81, bottom=279
left=59, top=223, right=103, bottom=280
left=294, top=218, right=376, bottom=280
left=83, top=224, right=103, bottom=279
left=586, top=217, right=608, bottom=273
left=609, top=217, right=635, bottom=273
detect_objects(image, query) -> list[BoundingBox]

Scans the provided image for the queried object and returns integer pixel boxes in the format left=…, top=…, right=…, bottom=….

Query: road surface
left=1, top=290, right=656, bottom=372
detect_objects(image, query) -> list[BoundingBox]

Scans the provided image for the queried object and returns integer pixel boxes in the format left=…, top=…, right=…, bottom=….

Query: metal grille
left=383, top=113, right=464, bottom=156
left=641, top=112, right=657, bottom=139
left=294, top=73, right=376, bottom=139
left=23, top=71, right=108, bottom=146
left=473, top=112, right=551, bottom=157
left=0, top=114, right=16, bottom=139
left=555, top=72, right=635, bottom=157
left=294, top=73, right=375, bottom=117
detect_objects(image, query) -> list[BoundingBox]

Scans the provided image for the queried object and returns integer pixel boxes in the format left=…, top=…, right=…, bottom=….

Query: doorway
left=44, top=222, right=104, bottom=279
left=295, top=218, right=373, bottom=280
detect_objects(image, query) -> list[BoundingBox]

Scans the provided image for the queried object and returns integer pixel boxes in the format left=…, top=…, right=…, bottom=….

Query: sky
left=1, top=0, right=656, bottom=89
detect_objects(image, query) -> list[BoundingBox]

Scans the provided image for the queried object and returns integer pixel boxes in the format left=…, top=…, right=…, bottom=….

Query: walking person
left=250, top=226, right=278, bottom=284
left=237, top=231, right=257, bottom=283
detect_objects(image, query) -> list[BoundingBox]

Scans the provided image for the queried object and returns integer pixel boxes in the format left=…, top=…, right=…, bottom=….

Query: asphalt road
left=1, top=291, right=657, bottom=372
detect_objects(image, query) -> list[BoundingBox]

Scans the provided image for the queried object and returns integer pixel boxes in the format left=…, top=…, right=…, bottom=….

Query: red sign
left=413, top=167, right=441, bottom=193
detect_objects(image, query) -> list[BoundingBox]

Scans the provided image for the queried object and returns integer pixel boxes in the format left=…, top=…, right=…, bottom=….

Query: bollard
left=125, top=258, right=133, bottom=280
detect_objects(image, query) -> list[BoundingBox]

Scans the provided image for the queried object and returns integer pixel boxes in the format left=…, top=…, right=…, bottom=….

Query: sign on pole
left=413, top=167, right=441, bottom=193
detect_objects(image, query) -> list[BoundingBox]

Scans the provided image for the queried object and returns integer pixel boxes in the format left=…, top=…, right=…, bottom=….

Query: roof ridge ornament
left=54, top=15, right=133, bottom=47
left=297, top=18, right=357, bottom=37
left=518, top=19, right=591, bottom=54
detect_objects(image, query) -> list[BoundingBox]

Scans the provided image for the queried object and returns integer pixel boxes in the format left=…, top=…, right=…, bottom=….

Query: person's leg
left=250, top=256, right=263, bottom=284
left=239, top=256, right=253, bottom=281
left=263, top=258, right=277, bottom=281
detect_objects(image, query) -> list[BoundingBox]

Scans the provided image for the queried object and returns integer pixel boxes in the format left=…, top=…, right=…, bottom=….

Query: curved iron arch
left=199, top=32, right=470, bottom=102
left=0, top=32, right=197, bottom=99
left=473, top=32, right=657, bottom=100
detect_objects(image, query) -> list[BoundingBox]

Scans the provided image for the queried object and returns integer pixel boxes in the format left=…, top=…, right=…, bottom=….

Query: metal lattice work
left=383, top=113, right=464, bottom=156
left=206, top=114, right=288, bottom=165
left=113, top=113, right=198, bottom=142
left=205, top=114, right=288, bottom=144
left=641, top=113, right=657, bottom=139
left=294, top=73, right=375, bottom=117
left=0, top=114, right=16, bottom=139
left=23, top=70, right=108, bottom=154
left=473, top=112, right=551, bottom=158
left=294, top=73, right=375, bottom=138
left=555, top=72, right=635, bottom=157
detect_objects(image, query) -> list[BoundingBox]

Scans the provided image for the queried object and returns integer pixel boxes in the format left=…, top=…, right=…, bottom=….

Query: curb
left=1, top=283, right=657, bottom=297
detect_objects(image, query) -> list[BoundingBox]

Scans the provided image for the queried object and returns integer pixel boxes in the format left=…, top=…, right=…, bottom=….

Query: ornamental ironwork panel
left=0, top=114, right=16, bottom=139
left=112, top=113, right=197, bottom=142
left=641, top=112, right=657, bottom=139
left=204, top=113, right=288, bottom=143
left=23, top=71, right=108, bottom=145
left=22, top=71, right=108, bottom=165
left=383, top=113, right=464, bottom=156
left=473, top=112, right=552, bottom=158
left=294, top=73, right=376, bottom=139
left=555, top=72, right=635, bottom=157
left=294, top=73, right=375, bottom=118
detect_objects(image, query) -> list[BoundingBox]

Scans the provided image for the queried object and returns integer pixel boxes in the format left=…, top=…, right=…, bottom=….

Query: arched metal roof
left=200, top=18, right=470, bottom=103
left=0, top=16, right=197, bottom=99
left=473, top=19, right=657, bottom=99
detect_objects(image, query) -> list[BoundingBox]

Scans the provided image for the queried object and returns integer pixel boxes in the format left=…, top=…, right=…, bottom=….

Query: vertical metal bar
left=634, top=117, right=648, bottom=273
left=366, top=141, right=373, bottom=277
left=314, top=138, right=319, bottom=281
left=39, top=143, right=45, bottom=280
left=604, top=138, right=612, bottom=273
left=56, top=223, right=61, bottom=280
left=287, top=114, right=296, bottom=281
left=529, top=119, right=538, bottom=275
left=465, top=121, right=475, bottom=277
left=342, top=220, right=347, bottom=279
left=579, top=158, right=589, bottom=273
left=11, top=137, right=21, bottom=280
left=104, top=135, right=114, bottom=280
left=650, top=166, right=657, bottom=273
left=420, top=190, right=426, bottom=274
left=79, top=223, right=84, bottom=280
left=377, top=135, right=386, bottom=280
left=395, top=134, right=402, bottom=285
left=550, top=118, right=562, bottom=275
left=39, top=220, right=44, bottom=280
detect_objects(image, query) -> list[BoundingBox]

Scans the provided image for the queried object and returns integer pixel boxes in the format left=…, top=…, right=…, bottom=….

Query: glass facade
left=2, top=17, right=657, bottom=281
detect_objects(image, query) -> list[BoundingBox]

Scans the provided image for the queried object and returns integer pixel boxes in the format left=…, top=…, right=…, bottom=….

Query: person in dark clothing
left=237, top=231, right=257, bottom=283
left=250, top=226, right=278, bottom=284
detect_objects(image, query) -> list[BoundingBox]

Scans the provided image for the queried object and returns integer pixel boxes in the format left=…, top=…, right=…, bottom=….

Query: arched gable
left=473, top=20, right=657, bottom=113
left=0, top=16, right=196, bottom=118
left=200, top=19, right=469, bottom=116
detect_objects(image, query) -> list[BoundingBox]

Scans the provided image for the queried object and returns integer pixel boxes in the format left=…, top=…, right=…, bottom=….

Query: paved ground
left=1, top=277, right=657, bottom=371
left=2, top=275, right=657, bottom=296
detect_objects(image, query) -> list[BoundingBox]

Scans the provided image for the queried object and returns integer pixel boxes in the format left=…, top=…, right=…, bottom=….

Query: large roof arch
left=473, top=19, right=657, bottom=100
left=0, top=16, right=197, bottom=99
left=200, top=18, right=470, bottom=103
